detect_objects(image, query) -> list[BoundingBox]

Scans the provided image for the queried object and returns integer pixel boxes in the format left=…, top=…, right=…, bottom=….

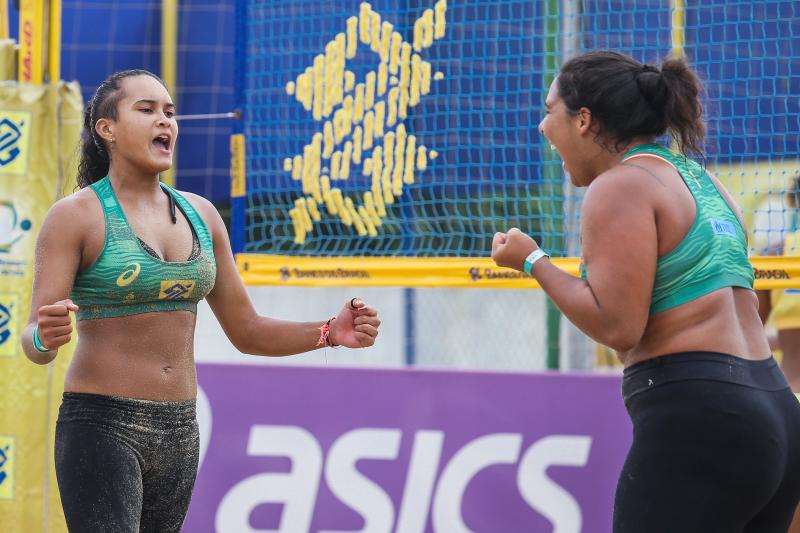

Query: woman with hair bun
left=492, top=51, right=800, bottom=532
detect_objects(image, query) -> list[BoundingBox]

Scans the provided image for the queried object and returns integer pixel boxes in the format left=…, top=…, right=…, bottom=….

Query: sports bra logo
left=159, top=280, right=196, bottom=300
left=116, top=262, right=142, bottom=287
left=709, top=219, right=736, bottom=237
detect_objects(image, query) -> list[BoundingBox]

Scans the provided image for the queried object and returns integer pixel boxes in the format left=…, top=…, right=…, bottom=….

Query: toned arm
left=559, top=173, right=657, bottom=350
left=193, top=195, right=339, bottom=356
left=23, top=196, right=86, bottom=364
left=519, top=171, right=658, bottom=351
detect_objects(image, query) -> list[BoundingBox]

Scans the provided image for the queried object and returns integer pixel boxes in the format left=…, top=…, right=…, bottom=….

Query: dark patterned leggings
left=55, top=392, right=199, bottom=533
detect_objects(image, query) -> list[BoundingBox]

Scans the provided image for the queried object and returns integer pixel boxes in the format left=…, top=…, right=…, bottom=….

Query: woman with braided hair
left=22, top=70, right=381, bottom=532
left=492, top=51, right=800, bottom=532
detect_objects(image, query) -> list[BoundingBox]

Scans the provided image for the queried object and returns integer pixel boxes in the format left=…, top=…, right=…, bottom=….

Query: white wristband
left=523, top=249, right=550, bottom=275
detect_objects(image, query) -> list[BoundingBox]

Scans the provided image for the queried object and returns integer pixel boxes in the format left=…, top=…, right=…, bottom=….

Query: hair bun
left=556, top=50, right=704, bottom=157
left=635, top=64, right=668, bottom=111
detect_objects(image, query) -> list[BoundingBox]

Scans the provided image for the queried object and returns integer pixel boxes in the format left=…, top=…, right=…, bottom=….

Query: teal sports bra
left=71, top=176, right=217, bottom=320
left=581, top=143, right=754, bottom=315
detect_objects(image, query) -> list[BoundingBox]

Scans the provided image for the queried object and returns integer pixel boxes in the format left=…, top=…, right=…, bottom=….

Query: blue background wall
left=4, top=0, right=798, bottom=245
left=239, top=0, right=799, bottom=257
left=9, top=0, right=235, bottom=205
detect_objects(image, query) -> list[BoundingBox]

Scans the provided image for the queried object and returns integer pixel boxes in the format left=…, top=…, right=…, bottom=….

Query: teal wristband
left=32, top=326, right=51, bottom=352
left=523, top=249, right=550, bottom=275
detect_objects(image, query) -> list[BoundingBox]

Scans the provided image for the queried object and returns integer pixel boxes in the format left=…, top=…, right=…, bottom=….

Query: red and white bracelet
left=317, top=316, right=340, bottom=348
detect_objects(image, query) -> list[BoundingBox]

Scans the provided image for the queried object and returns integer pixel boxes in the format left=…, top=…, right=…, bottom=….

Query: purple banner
left=185, top=364, right=631, bottom=533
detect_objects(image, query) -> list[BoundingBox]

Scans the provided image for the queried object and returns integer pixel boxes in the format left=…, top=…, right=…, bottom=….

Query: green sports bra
left=580, top=143, right=754, bottom=315
left=70, top=176, right=217, bottom=320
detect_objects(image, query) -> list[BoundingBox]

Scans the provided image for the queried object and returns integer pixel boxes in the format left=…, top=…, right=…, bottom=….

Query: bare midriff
left=621, top=286, right=772, bottom=367
left=65, top=310, right=198, bottom=401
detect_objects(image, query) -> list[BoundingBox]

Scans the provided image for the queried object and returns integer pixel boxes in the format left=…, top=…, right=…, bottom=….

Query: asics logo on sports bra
left=116, top=262, right=142, bottom=287
left=159, top=280, right=196, bottom=300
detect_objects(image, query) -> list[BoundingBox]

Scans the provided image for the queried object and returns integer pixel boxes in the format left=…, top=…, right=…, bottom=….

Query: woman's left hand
left=329, top=298, right=381, bottom=348
left=491, top=228, right=539, bottom=271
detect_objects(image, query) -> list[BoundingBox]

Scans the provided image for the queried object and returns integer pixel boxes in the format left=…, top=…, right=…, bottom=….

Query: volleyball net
left=232, top=0, right=799, bottom=291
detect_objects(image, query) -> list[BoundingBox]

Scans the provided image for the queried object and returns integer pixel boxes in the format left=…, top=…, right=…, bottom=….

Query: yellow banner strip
left=751, top=256, right=800, bottom=290
left=237, top=254, right=800, bottom=290
left=239, top=254, right=575, bottom=289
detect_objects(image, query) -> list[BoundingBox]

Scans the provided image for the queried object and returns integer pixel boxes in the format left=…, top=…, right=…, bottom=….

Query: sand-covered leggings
left=55, top=392, right=199, bottom=533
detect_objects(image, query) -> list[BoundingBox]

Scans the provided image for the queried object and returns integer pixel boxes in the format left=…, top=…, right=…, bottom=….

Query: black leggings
left=615, top=352, right=800, bottom=533
left=55, top=392, right=199, bottom=533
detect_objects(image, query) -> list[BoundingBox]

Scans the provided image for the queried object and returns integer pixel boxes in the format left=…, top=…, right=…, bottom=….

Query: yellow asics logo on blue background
left=159, top=280, right=196, bottom=300
left=116, top=262, right=141, bottom=287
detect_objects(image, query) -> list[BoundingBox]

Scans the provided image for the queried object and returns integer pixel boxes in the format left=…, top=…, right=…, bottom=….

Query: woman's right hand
left=36, top=299, right=79, bottom=351
left=491, top=228, right=538, bottom=271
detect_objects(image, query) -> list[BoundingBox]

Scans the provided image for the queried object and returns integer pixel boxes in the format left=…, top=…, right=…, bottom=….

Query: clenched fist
left=491, top=228, right=539, bottom=271
left=329, top=298, right=381, bottom=348
left=36, top=298, right=79, bottom=351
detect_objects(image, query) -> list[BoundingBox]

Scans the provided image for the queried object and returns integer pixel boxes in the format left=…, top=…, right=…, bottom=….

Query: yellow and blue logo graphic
left=0, top=200, right=32, bottom=254
left=159, top=280, right=196, bottom=300
left=116, top=262, right=142, bottom=287
left=0, top=293, right=19, bottom=358
left=0, top=111, right=32, bottom=176
left=0, top=435, right=15, bottom=499
left=282, top=1, right=447, bottom=243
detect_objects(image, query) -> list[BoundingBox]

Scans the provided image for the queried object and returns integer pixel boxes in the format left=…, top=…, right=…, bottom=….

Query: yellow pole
left=671, top=0, right=686, bottom=58
left=0, top=0, right=9, bottom=39
left=48, top=0, right=61, bottom=82
left=18, top=0, right=46, bottom=84
left=669, top=0, right=686, bottom=152
left=161, top=0, right=178, bottom=186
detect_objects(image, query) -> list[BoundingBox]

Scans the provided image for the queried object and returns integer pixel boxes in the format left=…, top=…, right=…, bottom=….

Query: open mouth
left=540, top=133, right=559, bottom=155
left=153, top=134, right=172, bottom=152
